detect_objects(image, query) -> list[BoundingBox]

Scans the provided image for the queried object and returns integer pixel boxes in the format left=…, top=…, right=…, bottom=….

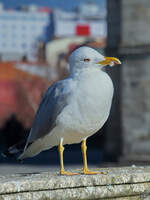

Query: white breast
left=57, top=69, right=114, bottom=144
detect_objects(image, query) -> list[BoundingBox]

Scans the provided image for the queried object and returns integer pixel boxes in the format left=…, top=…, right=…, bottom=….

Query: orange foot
left=60, top=169, right=79, bottom=176
left=83, top=168, right=107, bottom=175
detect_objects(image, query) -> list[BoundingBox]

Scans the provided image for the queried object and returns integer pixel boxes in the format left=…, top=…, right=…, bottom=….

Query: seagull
left=7, top=46, right=121, bottom=175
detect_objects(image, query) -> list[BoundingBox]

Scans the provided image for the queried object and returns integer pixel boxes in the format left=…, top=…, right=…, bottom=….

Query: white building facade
left=0, top=11, right=50, bottom=61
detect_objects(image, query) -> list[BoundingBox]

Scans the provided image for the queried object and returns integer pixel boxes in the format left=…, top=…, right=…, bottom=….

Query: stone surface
left=120, top=0, right=150, bottom=160
left=121, top=0, right=150, bottom=46
left=1, top=167, right=150, bottom=199
left=122, top=57, right=150, bottom=156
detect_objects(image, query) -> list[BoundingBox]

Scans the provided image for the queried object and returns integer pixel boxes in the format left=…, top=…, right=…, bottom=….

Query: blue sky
left=0, top=0, right=106, bottom=11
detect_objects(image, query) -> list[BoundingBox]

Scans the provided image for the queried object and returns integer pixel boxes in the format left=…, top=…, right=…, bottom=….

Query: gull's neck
left=69, top=63, right=103, bottom=79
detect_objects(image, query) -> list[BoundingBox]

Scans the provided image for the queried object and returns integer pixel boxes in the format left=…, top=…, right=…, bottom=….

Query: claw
left=83, top=168, right=108, bottom=175
left=60, top=170, right=79, bottom=176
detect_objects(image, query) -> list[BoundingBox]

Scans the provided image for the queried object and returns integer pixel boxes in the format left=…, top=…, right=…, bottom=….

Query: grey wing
left=25, top=80, right=70, bottom=148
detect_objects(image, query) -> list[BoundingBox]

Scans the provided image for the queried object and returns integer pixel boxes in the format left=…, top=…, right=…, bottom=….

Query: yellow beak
left=97, top=57, right=121, bottom=66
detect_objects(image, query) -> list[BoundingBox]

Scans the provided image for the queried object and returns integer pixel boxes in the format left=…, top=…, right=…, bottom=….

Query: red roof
left=0, top=62, right=49, bottom=128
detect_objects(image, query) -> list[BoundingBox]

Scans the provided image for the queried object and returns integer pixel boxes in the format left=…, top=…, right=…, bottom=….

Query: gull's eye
left=84, top=58, right=90, bottom=62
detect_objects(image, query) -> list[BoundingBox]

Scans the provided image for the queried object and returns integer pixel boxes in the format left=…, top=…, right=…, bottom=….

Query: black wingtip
left=1, top=150, right=17, bottom=159
left=2, top=150, right=25, bottom=163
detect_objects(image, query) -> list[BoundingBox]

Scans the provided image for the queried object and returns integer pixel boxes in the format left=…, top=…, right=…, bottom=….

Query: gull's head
left=69, top=46, right=121, bottom=74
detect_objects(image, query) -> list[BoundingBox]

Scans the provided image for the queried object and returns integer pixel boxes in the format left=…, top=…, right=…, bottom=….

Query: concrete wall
left=121, top=0, right=150, bottom=159
left=122, top=58, right=150, bottom=156
left=121, top=0, right=150, bottom=47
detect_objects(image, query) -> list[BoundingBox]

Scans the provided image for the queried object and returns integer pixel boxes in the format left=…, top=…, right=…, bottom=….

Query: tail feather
left=18, top=133, right=58, bottom=160
left=3, top=129, right=59, bottom=161
left=18, top=139, right=44, bottom=160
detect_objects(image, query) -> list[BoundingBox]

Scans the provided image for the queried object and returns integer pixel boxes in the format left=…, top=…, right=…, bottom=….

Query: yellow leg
left=58, top=139, right=79, bottom=176
left=81, top=139, right=107, bottom=175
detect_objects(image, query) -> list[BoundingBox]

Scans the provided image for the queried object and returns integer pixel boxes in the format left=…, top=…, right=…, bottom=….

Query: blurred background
left=0, top=0, right=150, bottom=174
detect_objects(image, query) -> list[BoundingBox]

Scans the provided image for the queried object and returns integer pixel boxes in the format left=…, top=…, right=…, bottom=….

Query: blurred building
left=52, top=2, right=106, bottom=38
left=46, top=1, right=107, bottom=78
left=78, top=1, right=106, bottom=19
left=0, top=8, right=51, bottom=62
left=0, top=61, right=49, bottom=129
left=0, top=1, right=106, bottom=63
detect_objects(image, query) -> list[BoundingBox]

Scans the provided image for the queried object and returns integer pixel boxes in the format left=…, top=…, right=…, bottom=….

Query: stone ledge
left=0, top=166, right=150, bottom=200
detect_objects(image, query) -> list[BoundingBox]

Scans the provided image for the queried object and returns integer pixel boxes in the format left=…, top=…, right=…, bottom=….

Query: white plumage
left=17, top=46, right=121, bottom=175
